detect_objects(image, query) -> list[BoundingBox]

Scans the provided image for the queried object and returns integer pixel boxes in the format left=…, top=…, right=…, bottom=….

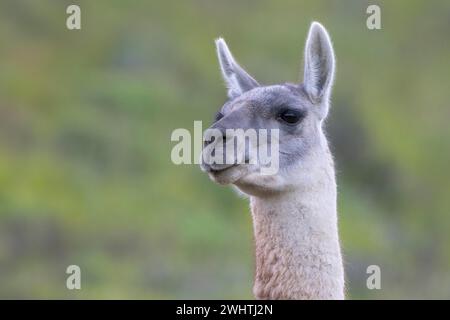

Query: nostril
left=203, top=130, right=228, bottom=148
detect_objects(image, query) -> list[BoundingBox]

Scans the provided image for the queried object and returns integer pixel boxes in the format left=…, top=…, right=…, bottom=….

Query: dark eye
left=278, top=109, right=304, bottom=125
left=214, top=111, right=224, bottom=122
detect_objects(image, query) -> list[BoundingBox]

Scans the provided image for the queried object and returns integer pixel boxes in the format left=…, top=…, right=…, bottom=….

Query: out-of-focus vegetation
left=0, top=0, right=449, bottom=299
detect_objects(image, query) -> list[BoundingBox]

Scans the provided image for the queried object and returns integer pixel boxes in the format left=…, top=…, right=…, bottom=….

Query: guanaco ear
left=215, top=38, right=259, bottom=99
left=302, top=22, right=335, bottom=117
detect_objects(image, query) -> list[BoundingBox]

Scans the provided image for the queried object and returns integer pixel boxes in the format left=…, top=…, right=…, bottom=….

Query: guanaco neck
left=250, top=157, right=344, bottom=300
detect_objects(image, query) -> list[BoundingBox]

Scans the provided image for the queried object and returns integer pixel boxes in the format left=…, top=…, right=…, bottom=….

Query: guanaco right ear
left=302, top=22, right=335, bottom=117
left=215, top=38, right=259, bottom=99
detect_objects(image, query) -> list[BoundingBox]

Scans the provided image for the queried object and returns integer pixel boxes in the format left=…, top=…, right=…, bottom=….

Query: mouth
left=207, top=164, right=237, bottom=178
left=201, top=161, right=236, bottom=174
left=203, top=163, right=244, bottom=185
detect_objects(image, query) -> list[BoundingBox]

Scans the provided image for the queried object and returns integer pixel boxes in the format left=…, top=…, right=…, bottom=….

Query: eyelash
left=277, top=109, right=305, bottom=125
left=214, top=109, right=304, bottom=124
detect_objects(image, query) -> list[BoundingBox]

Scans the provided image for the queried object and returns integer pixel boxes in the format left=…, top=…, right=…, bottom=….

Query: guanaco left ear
left=302, top=22, right=335, bottom=118
left=215, top=38, right=259, bottom=99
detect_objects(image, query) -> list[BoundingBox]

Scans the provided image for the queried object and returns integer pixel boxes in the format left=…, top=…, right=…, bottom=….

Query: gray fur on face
left=203, top=22, right=335, bottom=178
left=211, top=84, right=321, bottom=170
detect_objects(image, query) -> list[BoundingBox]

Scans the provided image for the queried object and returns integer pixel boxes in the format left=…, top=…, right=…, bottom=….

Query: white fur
left=249, top=143, right=344, bottom=299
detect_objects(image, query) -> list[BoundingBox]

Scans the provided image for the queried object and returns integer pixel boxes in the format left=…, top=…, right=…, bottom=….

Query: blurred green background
left=0, top=0, right=449, bottom=299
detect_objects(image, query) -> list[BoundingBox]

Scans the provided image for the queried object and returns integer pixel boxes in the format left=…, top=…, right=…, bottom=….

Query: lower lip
left=209, top=165, right=236, bottom=174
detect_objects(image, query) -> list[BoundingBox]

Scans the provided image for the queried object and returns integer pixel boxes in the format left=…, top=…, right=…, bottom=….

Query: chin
left=207, top=165, right=249, bottom=185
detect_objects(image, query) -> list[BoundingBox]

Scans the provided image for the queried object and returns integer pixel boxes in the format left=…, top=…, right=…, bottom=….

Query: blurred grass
left=0, top=0, right=449, bottom=299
